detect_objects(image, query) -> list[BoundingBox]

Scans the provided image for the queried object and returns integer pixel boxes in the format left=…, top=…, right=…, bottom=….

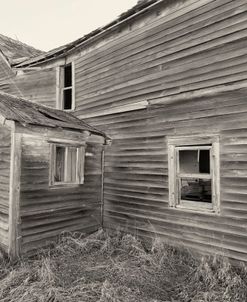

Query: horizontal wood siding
left=0, top=54, right=20, bottom=96
left=54, top=0, right=247, bottom=261
left=0, top=124, right=11, bottom=251
left=0, top=54, right=56, bottom=104
left=5, top=0, right=247, bottom=261
left=11, top=68, right=57, bottom=107
left=83, top=88, right=247, bottom=262
left=73, top=0, right=247, bottom=116
left=19, top=128, right=103, bottom=254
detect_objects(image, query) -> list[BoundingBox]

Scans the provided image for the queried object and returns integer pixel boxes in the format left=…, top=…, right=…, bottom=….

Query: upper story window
left=57, top=62, right=75, bottom=111
left=168, top=136, right=220, bottom=213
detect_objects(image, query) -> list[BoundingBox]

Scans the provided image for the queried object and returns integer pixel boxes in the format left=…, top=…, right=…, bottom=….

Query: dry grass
left=0, top=230, right=247, bottom=302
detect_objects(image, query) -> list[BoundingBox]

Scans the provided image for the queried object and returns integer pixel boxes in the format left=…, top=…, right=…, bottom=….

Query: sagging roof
left=0, top=33, right=44, bottom=65
left=0, top=91, right=106, bottom=137
left=14, top=0, right=161, bottom=68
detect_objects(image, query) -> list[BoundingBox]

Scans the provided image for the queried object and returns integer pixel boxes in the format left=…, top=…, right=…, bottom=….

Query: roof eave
left=14, top=0, right=163, bottom=68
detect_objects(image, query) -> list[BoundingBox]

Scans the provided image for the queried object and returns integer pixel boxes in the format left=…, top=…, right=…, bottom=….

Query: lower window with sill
left=168, top=137, right=220, bottom=213
left=50, top=143, right=85, bottom=186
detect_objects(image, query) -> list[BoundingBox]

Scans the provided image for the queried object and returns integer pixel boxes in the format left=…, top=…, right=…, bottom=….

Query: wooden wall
left=71, top=0, right=247, bottom=261
left=11, top=69, right=57, bottom=107
left=73, top=0, right=247, bottom=117
left=0, top=53, right=19, bottom=96
left=0, top=124, right=11, bottom=251
left=0, top=54, right=56, bottom=106
left=17, top=126, right=104, bottom=254
left=82, top=87, right=247, bottom=261
left=5, top=0, right=247, bottom=260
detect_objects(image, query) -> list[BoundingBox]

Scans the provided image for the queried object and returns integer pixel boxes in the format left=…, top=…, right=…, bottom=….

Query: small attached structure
left=0, top=91, right=106, bottom=258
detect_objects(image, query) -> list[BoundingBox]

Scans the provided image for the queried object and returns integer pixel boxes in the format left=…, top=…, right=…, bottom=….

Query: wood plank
left=8, top=129, right=22, bottom=259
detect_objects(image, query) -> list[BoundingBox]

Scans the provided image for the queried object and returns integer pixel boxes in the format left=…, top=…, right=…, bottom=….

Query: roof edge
left=0, top=49, right=11, bottom=68
left=14, top=0, right=163, bottom=68
left=0, top=91, right=108, bottom=139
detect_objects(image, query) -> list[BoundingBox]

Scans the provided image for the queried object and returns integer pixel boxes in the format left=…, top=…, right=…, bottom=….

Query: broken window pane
left=180, top=178, right=212, bottom=203
left=179, top=149, right=210, bottom=174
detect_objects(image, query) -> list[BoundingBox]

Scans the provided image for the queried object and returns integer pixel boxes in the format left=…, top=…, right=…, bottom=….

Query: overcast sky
left=1, top=0, right=137, bottom=51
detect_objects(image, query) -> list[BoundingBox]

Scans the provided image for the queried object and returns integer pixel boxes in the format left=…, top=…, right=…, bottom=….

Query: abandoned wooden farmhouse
left=1, top=0, right=247, bottom=261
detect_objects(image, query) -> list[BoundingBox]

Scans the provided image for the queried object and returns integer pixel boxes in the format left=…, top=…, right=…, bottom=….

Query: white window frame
left=168, top=135, right=220, bottom=214
left=49, top=142, right=85, bottom=187
left=56, top=62, right=75, bottom=111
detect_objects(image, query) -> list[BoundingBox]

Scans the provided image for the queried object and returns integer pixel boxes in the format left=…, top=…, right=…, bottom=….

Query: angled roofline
left=14, top=0, right=163, bottom=68
left=0, top=49, right=11, bottom=68
left=0, top=33, right=44, bottom=65
left=0, top=91, right=108, bottom=138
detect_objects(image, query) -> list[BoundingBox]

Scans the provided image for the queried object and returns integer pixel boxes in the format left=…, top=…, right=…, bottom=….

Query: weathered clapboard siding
left=0, top=124, right=11, bottom=250
left=5, top=0, right=247, bottom=261
left=10, top=0, right=247, bottom=112
left=8, top=68, right=57, bottom=107
left=18, top=127, right=104, bottom=254
left=71, top=0, right=247, bottom=117
left=0, top=53, right=20, bottom=96
left=81, top=87, right=247, bottom=261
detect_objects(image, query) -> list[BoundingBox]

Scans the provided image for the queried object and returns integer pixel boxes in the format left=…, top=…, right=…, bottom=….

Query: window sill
left=173, top=204, right=219, bottom=215
left=49, top=183, right=82, bottom=189
left=62, top=108, right=75, bottom=113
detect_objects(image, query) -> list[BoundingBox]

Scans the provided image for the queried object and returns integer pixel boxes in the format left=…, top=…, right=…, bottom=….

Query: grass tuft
left=0, top=230, right=247, bottom=301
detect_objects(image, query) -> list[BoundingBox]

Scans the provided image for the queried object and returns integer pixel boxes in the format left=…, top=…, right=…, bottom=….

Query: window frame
left=56, top=62, right=75, bottom=111
left=49, top=142, right=85, bottom=187
left=168, top=135, right=220, bottom=214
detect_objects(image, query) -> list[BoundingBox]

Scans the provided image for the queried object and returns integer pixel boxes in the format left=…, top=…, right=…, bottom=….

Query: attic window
left=57, top=63, right=75, bottom=111
left=50, top=143, right=85, bottom=186
left=168, top=136, right=220, bottom=213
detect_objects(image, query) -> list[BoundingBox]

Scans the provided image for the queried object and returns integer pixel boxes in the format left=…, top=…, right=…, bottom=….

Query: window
left=57, top=62, right=75, bottom=111
left=50, top=143, right=85, bottom=186
left=168, top=136, right=220, bottom=213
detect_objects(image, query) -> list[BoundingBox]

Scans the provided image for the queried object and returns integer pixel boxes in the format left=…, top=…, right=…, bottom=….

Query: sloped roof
left=14, top=0, right=161, bottom=68
left=0, top=91, right=106, bottom=137
left=0, top=34, right=44, bottom=65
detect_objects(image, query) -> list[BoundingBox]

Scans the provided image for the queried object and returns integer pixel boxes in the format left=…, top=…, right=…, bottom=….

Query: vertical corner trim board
left=8, top=128, right=22, bottom=259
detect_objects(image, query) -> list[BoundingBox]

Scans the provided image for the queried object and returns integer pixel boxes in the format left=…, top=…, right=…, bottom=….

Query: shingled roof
left=14, top=0, right=161, bottom=68
left=0, top=91, right=106, bottom=137
left=0, top=33, right=44, bottom=65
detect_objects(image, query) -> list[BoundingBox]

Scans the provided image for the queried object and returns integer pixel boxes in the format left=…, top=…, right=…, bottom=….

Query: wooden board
left=0, top=124, right=11, bottom=252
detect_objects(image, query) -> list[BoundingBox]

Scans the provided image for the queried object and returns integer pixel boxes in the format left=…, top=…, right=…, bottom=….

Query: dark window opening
left=199, top=150, right=210, bottom=173
left=63, top=89, right=72, bottom=110
left=60, top=63, right=73, bottom=111
left=64, top=64, right=72, bottom=87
